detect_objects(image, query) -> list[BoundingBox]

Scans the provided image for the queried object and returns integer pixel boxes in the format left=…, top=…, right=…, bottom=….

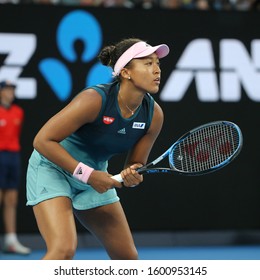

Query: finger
left=121, top=168, right=143, bottom=187
left=110, top=178, right=123, bottom=188
left=130, top=163, right=143, bottom=170
left=128, top=169, right=142, bottom=183
left=123, top=174, right=139, bottom=187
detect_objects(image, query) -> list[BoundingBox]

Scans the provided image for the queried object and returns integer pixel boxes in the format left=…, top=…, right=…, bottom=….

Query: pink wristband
left=73, top=162, right=94, bottom=184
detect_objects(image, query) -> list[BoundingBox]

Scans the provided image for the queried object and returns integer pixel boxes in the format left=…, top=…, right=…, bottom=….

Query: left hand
left=120, top=163, right=143, bottom=187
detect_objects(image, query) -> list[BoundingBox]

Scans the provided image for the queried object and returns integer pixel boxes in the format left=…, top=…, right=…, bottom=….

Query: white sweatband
left=73, top=162, right=94, bottom=184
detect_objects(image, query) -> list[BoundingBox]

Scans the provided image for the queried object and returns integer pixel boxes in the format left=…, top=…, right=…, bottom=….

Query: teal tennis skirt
left=26, top=150, right=119, bottom=210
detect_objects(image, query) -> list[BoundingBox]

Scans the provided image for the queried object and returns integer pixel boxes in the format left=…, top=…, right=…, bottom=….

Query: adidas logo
left=117, top=128, right=126, bottom=134
left=40, top=187, right=48, bottom=195
left=76, top=167, right=83, bottom=175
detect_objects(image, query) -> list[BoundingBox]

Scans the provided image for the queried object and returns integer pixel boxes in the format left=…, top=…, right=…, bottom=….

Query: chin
left=148, top=86, right=160, bottom=94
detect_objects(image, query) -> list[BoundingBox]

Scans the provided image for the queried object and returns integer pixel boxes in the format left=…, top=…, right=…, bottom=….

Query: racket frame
left=136, top=120, right=243, bottom=176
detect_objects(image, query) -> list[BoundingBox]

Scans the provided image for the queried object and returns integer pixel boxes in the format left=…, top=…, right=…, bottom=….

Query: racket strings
left=171, top=124, right=240, bottom=173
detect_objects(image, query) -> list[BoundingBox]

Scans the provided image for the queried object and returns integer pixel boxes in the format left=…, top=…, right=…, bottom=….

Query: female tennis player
left=26, top=38, right=170, bottom=260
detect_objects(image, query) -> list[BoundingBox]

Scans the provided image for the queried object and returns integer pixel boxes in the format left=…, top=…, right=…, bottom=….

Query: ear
left=120, top=68, right=131, bottom=80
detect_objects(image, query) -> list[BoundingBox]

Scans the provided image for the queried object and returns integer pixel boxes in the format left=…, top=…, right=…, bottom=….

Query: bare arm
left=33, top=89, right=101, bottom=173
left=33, top=89, right=122, bottom=192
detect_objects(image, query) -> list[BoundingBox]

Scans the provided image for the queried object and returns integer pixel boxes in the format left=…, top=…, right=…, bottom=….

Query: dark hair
left=98, top=38, right=143, bottom=69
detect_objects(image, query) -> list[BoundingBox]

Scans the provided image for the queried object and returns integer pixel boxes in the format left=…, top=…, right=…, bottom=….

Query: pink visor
left=112, top=41, right=170, bottom=77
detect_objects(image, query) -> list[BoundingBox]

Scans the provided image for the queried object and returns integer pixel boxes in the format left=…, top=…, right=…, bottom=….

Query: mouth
left=154, top=77, right=160, bottom=85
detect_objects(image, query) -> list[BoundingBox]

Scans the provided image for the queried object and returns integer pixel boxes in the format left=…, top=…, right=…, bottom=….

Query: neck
left=0, top=101, right=11, bottom=108
left=118, top=90, right=143, bottom=117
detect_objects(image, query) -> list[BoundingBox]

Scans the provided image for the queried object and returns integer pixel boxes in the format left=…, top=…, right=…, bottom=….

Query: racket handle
left=111, top=173, right=137, bottom=188
left=111, top=174, right=123, bottom=183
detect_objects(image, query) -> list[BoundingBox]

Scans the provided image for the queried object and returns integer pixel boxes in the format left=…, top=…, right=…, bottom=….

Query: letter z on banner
left=0, top=33, right=37, bottom=99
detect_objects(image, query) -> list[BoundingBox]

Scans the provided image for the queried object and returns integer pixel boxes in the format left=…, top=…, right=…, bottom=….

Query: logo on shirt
left=40, top=187, right=48, bottom=195
left=76, top=167, right=83, bottom=175
left=132, top=122, right=146, bottom=129
left=117, top=128, right=126, bottom=134
left=103, top=116, right=115, bottom=124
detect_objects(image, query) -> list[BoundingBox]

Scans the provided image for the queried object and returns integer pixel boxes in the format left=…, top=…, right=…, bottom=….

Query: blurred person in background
left=31, top=0, right=59, bottom=3
left=135, top=0, right=158, bottom=8
left=59, top=0, right=105, bottom=6
left=160, top=0, right=182, bottom=9
left=195, top=0, right=210, bottom=9
left=0, top=81, right=31, bottom=255
left=102, top=0, right=135, bottom=8
left=0, top=0, right=20, bottom=3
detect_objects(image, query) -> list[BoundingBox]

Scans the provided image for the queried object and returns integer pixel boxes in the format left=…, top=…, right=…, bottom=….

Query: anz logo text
left=161, top=39, right=260, bottom=102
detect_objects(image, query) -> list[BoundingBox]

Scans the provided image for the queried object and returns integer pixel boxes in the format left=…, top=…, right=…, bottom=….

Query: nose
left=154, top=64, right=161, bottom=74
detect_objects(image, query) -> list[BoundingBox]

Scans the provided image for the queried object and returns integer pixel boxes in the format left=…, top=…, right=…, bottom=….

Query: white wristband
left=73, top=162, right=94, bottom=184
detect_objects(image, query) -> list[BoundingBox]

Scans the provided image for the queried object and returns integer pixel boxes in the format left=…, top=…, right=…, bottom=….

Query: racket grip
left=111, top=173, right=138, bottom=188
left=111, top=173, right=123, bottom=183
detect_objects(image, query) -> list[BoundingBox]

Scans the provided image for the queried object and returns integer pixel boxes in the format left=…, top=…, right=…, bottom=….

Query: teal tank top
left=60, top=82, right=154, bottom=172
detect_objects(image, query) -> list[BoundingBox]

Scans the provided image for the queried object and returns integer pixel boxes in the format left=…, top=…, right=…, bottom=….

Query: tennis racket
left=112, top=120, right=243, bottom=182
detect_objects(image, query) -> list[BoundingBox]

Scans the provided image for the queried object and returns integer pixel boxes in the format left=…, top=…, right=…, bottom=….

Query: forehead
left=0, top=87, right=15, bottom=93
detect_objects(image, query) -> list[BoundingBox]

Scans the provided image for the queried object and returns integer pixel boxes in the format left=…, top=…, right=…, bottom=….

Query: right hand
left=87, top=170, right=123, bottom=193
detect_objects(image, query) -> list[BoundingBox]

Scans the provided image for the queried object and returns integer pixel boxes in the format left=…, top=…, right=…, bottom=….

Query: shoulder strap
left=87, top=82, right=118, bottom=121
left=144, top=93, right=155, bottom=130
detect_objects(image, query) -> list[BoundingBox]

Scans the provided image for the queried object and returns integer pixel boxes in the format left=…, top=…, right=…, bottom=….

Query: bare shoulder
left=145, top=100, right=164, bottom=137
left=151, top=101, right=164, bottom=128
left=72, top=88, right=102, bottom=106
left=66, top=88, right=103, bottom=123
left=153, top=101, right=164, bottom=118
